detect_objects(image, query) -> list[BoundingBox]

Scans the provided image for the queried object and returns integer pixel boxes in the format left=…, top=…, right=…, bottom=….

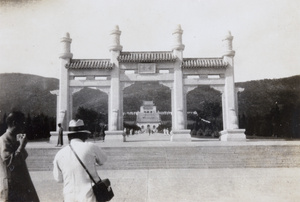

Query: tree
left=25, top=113, right=33, bottom=139
left=270, top=102, right=281, bottom=137
left=239, top=113, right=246, bottom=129
left=193, top=102, right=222, bottom=137
left=75, top=107, right=108, bottom=134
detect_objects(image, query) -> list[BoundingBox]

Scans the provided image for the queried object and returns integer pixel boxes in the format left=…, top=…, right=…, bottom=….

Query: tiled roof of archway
left=182, top=58, right=228, bottom=68
left=118, top=51, right=177, bottom=62
left=65, top=59, right=113, bottom=69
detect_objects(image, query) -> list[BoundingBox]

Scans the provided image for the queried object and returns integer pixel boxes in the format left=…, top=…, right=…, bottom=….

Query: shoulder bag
left=69, top=144, right=114, bottom=202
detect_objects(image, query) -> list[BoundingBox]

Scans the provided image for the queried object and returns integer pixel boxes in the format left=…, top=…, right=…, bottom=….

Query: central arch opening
left=123, top=81, right=171, bottom=141
left=187, top=86, right=222, bottom=139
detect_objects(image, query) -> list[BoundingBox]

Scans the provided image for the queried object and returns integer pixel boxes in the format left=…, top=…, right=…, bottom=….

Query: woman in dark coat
left=0, top=111, right=39, bottom=201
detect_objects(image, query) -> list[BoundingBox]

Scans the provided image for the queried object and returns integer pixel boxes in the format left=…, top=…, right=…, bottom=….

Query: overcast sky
left=0, top=0, right=299, bottom=82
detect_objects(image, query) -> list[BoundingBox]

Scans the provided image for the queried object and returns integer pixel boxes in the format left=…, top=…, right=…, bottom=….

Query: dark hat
left=66, top=119, right=91, bottom=134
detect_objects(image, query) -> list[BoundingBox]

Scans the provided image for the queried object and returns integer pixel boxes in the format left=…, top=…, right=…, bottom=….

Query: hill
left=0, top=73, right=58, bottom=118
left=237, top=75, right=300, bottom=117
left=0, top=73, right=299, bottom=128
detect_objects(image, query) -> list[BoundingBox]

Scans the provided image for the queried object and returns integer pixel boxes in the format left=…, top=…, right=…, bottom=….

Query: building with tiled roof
left=136, top=101, right=161, bottom=133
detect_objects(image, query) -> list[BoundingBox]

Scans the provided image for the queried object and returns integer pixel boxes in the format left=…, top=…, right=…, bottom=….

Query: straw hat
left=66, top=119, right=91, bottom=134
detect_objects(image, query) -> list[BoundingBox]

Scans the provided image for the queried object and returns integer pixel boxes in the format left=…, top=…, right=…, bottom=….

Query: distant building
left=136, top=101, right=161, bottom=132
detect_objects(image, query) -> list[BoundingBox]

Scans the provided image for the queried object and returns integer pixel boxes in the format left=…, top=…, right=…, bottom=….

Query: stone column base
left=50, top=131, right=69, bottom=145
left=219, top=129, right=246, bottom=141
left=170, top=130, right=191, bottom=142
left=105, top=131, right=124, bottom=141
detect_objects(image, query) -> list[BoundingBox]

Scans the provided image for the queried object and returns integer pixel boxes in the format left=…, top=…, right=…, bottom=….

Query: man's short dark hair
left=6, top=111, right=25, bottom=127
left=68, top=132, right=88, bottom=141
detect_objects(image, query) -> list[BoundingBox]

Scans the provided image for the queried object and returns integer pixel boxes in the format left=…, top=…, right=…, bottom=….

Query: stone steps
left=26, top=145, right=300, bottom=171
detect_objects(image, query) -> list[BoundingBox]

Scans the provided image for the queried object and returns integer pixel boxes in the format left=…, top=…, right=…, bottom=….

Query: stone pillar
left=50, top=33, right=72, bottom=144
left=105, top=25, right=124, bottom=140
left=58, top=32, right=73, bottom=129
left=220, top=31, right=246, bottom=141
left=222, top=31, right=238, bottom=129
left=171, top=25, right=190, bottom=141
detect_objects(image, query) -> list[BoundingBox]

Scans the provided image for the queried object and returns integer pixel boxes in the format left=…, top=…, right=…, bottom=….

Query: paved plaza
left=27, top=133, right=300, bottom=202
left=31, top=168, right=300, bottom=202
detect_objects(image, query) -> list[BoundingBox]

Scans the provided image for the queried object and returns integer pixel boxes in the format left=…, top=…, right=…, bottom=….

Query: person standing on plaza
left=0, top=111, right=40, bottom=202
left=53, top=119, right=107, bottom=202
left=56, top=123, right=63, bottom=147
left=100, top=123, right=106, bottom=142
left=147, top=125, right=151, bottom=136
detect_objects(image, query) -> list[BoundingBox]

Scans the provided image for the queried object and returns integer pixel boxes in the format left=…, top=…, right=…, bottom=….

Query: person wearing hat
left=53, top=119, right=107, bottom=202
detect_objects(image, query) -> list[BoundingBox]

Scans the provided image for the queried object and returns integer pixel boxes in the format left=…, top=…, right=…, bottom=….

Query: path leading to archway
left=125, top=132, right=220, bottom=142
left=125, top=132, right=172, bottom=142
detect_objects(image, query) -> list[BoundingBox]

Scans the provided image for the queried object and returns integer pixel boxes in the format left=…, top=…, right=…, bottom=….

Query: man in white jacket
left=53, top=119, right=107, bottom=202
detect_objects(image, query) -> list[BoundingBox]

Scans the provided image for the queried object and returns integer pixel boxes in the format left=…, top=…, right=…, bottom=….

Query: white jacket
left=53, top=139, right=107, bottom=202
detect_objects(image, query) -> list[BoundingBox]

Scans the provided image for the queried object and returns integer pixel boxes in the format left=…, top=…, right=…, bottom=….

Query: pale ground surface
left=31, top=168, right=300, bottom=202
left=28, top=133, right=300, bottom=202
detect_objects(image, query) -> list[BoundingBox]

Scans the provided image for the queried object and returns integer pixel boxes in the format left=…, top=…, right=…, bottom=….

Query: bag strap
left=69, top=144, right=101, bottom=184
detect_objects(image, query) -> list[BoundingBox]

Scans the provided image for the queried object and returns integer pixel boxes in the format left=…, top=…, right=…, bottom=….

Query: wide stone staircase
left=26, top=142, right=300, bottom=171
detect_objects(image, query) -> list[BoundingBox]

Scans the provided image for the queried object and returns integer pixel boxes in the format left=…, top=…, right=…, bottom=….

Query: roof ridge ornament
left=172, top=24, right=185, bottom=51
left=222, top=31, right=235, bottom=57
left=109, top=25, right=123, bottom=51
left=59, top=32, right=73, bottom=59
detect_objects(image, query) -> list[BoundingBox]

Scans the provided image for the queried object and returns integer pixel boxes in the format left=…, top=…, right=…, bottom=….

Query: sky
left=0, top=0, right=299, bottom=82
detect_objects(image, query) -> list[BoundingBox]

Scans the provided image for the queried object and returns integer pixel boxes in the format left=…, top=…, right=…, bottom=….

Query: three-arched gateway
left=51, top=25, right=246, bottom=142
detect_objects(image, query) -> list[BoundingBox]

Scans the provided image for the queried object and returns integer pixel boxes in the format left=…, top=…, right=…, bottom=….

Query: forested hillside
left=0, top=73, right=58, bottom=118
left=237, top=75, right=300, bottom=117
left=0, top=73, right=299, bottom=138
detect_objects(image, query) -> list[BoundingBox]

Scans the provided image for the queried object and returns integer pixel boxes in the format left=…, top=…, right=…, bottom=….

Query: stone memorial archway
left=53, top=25, right=246, bottom=142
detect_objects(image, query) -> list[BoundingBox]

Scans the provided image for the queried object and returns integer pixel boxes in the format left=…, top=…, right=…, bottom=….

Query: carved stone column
left=172, top=25, right=185, bottom=130
left=105, top=25, right=124, bottom=140
left=58, top=32, right=73, bottom=129
left=171, top=25, right=190, bottom=141
left=220, top=31, right=246, bottom=141
left=109, top=25, right=122, bottom=131
left=222, top=31, right=238, bottom=129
